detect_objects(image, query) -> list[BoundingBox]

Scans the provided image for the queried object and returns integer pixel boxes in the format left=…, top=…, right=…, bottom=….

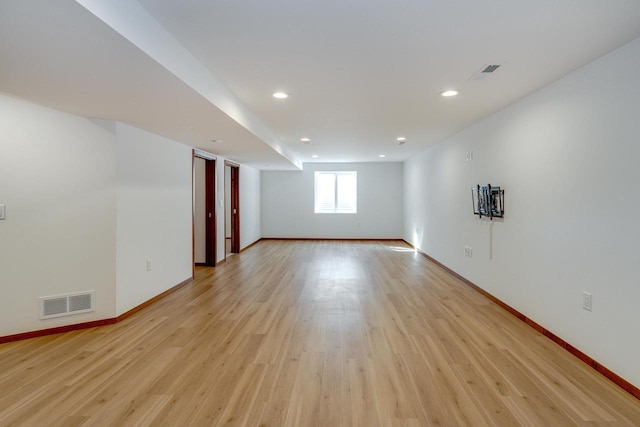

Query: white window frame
left=314, top=171, right=357, bottom=214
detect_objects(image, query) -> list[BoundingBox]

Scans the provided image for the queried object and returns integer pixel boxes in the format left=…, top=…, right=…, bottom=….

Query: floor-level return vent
left=39, top=291, right=95, bottom=319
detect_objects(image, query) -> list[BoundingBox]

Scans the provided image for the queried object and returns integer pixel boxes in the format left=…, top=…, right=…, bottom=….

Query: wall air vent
left=469, top=63, right=504, bottom=81
left=39, top=291, right=95, bottom=319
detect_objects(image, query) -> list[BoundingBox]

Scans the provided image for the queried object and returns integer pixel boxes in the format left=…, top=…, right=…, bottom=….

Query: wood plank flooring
left=1, top=240, right=639, bottom=426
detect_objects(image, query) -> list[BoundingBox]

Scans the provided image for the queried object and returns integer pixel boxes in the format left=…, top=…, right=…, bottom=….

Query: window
left=314, top=171, right=357, bottom=213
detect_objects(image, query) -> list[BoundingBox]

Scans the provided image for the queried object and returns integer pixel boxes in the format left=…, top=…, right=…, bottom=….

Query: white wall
left=262, top=162, right=403, bottom=238
left=115, top=122, right=193, bottom=315
left=0, top=94, right=117, bottom=336
left=404, top=38, right=640, bottom=388
left=215, top=158, right=225, bottom=263
left=194, top=157, right=206, bottom=263
left=0, top=94, right=261, bottom=334
left=240, top=164, right=261, bottom=248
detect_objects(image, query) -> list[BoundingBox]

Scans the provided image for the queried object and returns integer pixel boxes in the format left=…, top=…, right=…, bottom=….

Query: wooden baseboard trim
left=0, top=318, right=118, bottom=345
left=402, top=240, right=640, bottom=401
left=0, top=276, right=194, bottom=345
left=240, top=238, right=262, bottom=253
left=117, top=277, right=193, bottom=322
left=260, top=237, right=402, bottom=241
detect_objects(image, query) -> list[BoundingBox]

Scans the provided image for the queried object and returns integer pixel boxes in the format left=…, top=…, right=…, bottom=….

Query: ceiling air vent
left=469, top=63, right=504, bottom=81
left=39, top=291, right=95, bottom=319
left=481, top=64, right=501, bottom=73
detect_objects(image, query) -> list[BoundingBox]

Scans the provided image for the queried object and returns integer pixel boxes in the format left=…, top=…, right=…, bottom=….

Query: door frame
left=225, top=160, right=240, bottom=257
left=193, top=150, right=217, bottom=273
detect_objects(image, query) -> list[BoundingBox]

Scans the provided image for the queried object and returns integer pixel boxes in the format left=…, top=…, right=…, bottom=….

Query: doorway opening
left=194, top=151, right=216, bottom=270
left=225, top=161, right=240, bottom=259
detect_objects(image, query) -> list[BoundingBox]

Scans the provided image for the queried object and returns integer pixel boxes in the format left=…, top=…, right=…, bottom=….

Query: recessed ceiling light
left=311, top=154, right=319, bottom=158
left=301, top=137, right=311, bottom=143
left=273, top=92, right=289, bottom=99
left=379, top=154, right=386, bottom=158
left=396, top=137, right=406, bottom=142
left=441, top=90, right=459, bottom=97
left=209, top=139, right=223, bottom=143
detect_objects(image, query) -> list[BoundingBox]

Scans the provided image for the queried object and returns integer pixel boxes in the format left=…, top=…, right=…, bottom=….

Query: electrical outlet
left=582, top=292, right=592, bottom=311
left=146, top=259, right=152, bottom=271
left=0, top=204, right=5, bottom=220
left=464, top=246, right=473, bottom=257
left=465, top=150, right=474, bottom=162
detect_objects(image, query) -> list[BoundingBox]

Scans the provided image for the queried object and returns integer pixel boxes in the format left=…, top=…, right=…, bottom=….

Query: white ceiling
left=2, top=1, right=640, bottom=170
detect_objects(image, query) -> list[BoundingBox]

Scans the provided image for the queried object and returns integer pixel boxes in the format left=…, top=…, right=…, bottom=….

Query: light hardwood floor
left=1, top=240, right=639, bottom=426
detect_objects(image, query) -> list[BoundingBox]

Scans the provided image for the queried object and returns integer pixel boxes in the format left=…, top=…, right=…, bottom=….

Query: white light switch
left=582, top=292, right=592, bottom=311
left=0, top=204, right=5, bottom=220
left=465, top=150, right=474, bottom=162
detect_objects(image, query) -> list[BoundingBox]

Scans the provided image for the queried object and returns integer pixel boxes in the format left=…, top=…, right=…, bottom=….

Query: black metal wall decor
left=471, top=184, right=504, bottom=220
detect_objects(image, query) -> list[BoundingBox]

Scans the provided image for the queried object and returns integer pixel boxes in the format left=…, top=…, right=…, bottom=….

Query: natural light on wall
left=314, top=171, right=357, bottom=213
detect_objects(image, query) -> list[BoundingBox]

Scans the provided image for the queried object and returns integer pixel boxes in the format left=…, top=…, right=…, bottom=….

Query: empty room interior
left=2, top=1, right=640, bottom=425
